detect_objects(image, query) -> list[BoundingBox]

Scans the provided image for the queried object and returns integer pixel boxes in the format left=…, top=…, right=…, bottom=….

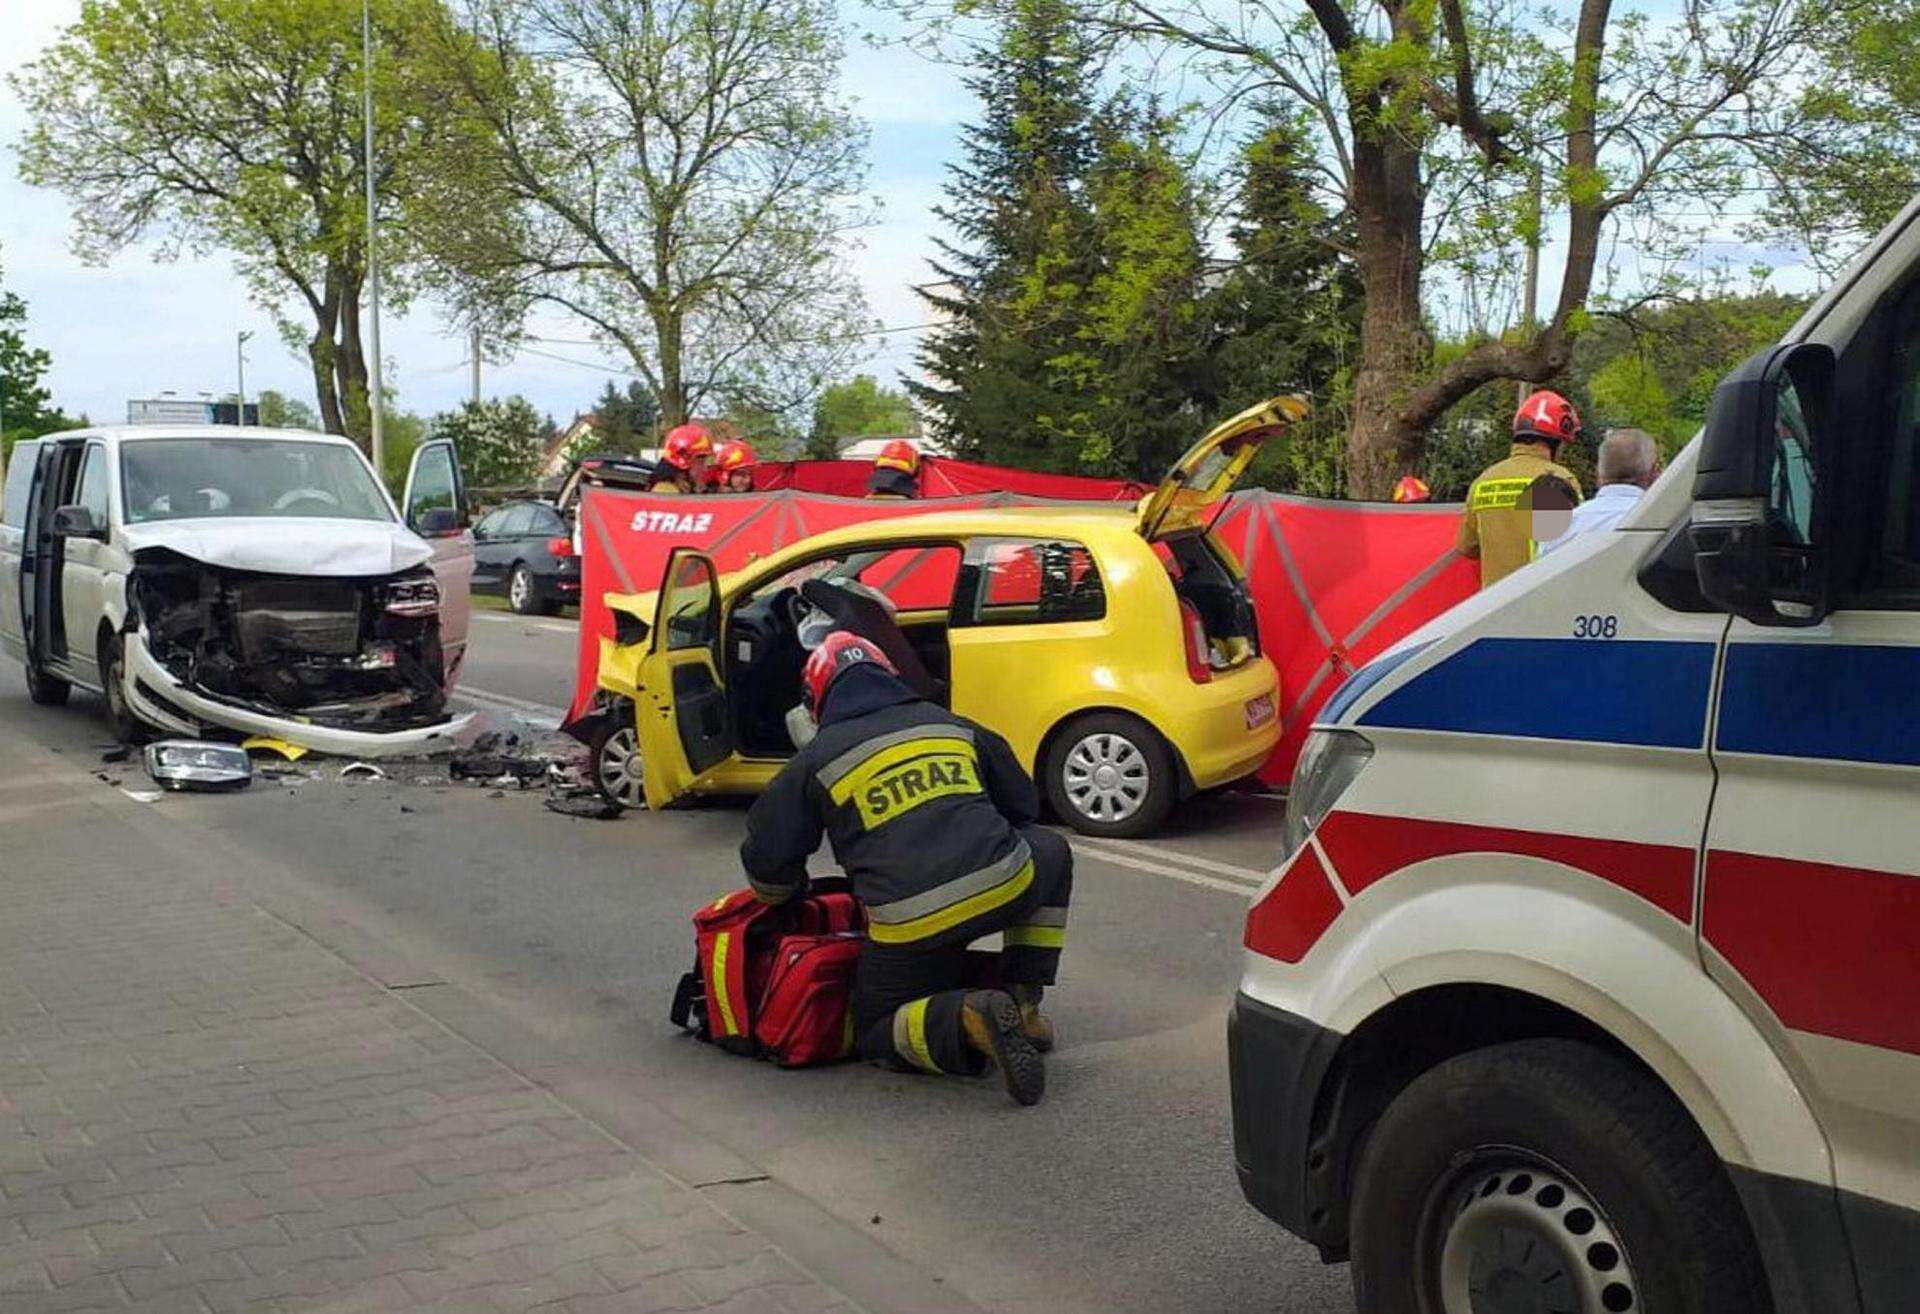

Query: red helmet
left=1513, top=390, right=1582, bottom=445
left=713, top=440, right=757, bottom=475
left=873, top=439, right=920, bottom=476
left=661, top=423, right=713, bottom=470
left=801, top=630, right=898, bottom=717
left=1391, top=475, right=1432, bottom=503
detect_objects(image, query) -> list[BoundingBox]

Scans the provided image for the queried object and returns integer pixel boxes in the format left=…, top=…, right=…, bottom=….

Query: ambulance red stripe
left=1242, top=844, right=1342, bottom=963
left=1703, top=849, right=1920, bottom=1056
left=1314, top=812, right=1696, bottom=922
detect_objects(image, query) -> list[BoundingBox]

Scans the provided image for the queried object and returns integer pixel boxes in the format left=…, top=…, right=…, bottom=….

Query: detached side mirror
left=1689, top=342, right=1833, bottom=628
left=414, top=506, right=462, bottom=538
left=50, top=505, right=105, bottom=540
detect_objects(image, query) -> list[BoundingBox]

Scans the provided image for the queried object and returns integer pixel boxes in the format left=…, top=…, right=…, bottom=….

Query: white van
left=0, top=426, right=476, bottom=757
left=1231, top=202, right=1920, bottom=1311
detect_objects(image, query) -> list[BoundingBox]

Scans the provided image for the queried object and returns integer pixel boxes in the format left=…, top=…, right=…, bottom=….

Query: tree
left=13, top=0, right=450, bottom=443
left=414, top=0, right=872, bottom=430
left=934, top=0, right=1860, bottom=495
left=431, top=396, right=543, bottom=488
left=0, top=258, right=75, bottom=460
left=587, top=381, right=659, bottom=454
left=1204, top=109, right=1361, bottom=496
left=809, top=376, right=918, bottom=457
left=256, top=390, right=321, bottom=431
left=910, top=0, right=1106, bottom=471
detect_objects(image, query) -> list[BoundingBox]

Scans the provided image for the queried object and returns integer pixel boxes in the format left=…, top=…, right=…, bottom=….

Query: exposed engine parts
left=129, top=550, right=449, bottom=730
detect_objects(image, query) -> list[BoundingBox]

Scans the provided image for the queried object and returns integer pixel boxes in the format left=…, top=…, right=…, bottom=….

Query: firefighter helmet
left=1513, top=390, right=1582, bottom=445
left=801, top=630, right=898, bottom=716
left=873, top=439, right=920, bottom=476
left=661, top=423, right=713, bottom=470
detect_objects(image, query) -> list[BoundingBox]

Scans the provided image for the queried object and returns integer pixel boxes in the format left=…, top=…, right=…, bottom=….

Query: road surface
left=2, top=611, right=1352, bottom=1314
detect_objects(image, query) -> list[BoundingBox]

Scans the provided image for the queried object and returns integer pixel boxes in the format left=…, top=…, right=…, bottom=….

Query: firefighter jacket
left=1457, top=443, right=1583, bottom=588
left=740, top=667, right=1040, bottom=945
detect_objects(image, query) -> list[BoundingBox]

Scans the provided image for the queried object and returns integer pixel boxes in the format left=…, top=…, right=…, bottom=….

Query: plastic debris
left=543, top=783, right=623, bottom=820
left=99, top=744, right=132, bottom=764
left=339, top=761, right=387, bottom=781
left=242, top=735, right=310, bottom=761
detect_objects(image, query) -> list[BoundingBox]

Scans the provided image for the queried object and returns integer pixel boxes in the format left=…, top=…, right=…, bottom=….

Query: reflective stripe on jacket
left=739, top=685, right=1041, bottom=943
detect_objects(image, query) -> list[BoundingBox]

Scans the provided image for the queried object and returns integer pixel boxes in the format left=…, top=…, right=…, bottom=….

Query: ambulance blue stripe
left=1718, top=643, right=1920, bottom=766
left=1320, top=641, right=1433, bottom=725
left=1357, top=638, right=1715, bottom=749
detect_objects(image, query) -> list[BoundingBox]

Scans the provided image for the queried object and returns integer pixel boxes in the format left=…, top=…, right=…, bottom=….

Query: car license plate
left=1244, top=692, right=1276, bottom=729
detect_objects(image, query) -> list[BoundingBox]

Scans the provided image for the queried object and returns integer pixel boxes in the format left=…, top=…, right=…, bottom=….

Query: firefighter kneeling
left=740, top=631, right=1071, bottom=1105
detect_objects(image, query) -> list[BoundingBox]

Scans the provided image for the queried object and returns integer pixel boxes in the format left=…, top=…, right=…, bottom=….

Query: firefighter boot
left=960, top=990, right=1045, bottom=1106
left=1010, top=983, right=1055, bottom=1053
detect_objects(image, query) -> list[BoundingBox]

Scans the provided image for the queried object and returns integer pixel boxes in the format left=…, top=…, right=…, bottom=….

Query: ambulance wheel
left=1043, top=712, right=1173, bottom=839
left=24, top=661, right=70, bottom=706
left=588, top=713, right=644, bottom=811
left=1349, top=1038, right=1770, bottom=1314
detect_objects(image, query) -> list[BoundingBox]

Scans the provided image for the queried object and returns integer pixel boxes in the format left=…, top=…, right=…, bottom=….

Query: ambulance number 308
left=1572, top=614, right=1619, bottom=638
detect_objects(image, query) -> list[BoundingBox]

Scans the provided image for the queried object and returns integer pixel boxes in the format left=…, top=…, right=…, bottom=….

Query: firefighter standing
left=1458, top=390, right=1584, bottom=588
left=651, top=423, right=713, bottom=493
left=712, top=440, right=758, bottom=493
left=740, top=632, right=1070, bottom=1106
left=867, top=440, right=921, bottom=498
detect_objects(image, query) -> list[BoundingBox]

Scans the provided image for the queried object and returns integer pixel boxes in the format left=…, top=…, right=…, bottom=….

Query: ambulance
left=1230, top=200, right=1920, bottom=1312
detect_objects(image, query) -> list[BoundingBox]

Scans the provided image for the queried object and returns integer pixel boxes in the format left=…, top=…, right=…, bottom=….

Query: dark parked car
left=470, top=501, right=578, bottom=615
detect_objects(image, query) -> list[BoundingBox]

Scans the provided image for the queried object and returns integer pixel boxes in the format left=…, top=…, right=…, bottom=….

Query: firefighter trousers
left=852, top=825, right=1073, bottom=1075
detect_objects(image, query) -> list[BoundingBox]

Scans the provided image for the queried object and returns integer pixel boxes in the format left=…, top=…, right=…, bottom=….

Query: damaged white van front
left=0, top=426, right=475, bottom=757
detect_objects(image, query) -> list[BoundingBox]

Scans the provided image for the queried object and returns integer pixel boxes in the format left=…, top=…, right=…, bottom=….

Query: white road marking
left=470, top=612, right=577, bottom=636
left=455, top=684, right=568, bottom=728
left=1066, top=838, right=1260, bottom=897
left=1068, top=834, right=1269, bottom=886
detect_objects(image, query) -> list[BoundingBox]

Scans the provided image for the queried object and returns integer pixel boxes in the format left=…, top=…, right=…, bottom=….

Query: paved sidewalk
left=0, top=742, right=856, bottom=1313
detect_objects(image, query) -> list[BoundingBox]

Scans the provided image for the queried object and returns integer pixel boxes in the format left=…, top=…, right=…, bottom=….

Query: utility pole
left=470, top=324, right=481, bottom=405
left=362, top=0, right=385, bottom=473
left=236, top=330, right=253, bottom=425
left=1518, top=162, right=1542, bottom=409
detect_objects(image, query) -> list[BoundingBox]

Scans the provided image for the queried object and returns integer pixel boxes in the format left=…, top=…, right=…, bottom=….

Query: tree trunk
left=1344, top=134, right=1431, bottom=499
left=308, top=284, right=346, bottom=436
left=656, top=307, right=686, bottom=428
left=336, top=268, right=371, bottom=453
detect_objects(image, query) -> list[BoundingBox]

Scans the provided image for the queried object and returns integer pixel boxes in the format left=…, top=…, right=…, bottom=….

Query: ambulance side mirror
left=1689, top=342, right=1833, bottom=628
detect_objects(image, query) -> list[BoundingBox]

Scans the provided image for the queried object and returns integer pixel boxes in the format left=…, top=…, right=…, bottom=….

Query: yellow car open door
left=633, top=548, right=737, bottom=809
left=1136, top=394, right=1310, bottom=541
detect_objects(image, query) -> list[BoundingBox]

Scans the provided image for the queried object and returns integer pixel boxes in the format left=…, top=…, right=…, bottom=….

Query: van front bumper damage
left=123, top=631, right=474, bottom=758
left=120, top=551, right=474, bottom=758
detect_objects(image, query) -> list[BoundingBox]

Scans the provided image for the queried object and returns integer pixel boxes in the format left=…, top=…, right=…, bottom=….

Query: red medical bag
left=670, top=879, right=864, bottom=1067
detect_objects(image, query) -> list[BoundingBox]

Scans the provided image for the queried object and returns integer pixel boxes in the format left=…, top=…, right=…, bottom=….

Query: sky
left=1, top=0, right=1823, bottom=433
left=0, top=0, right=973, bottom=429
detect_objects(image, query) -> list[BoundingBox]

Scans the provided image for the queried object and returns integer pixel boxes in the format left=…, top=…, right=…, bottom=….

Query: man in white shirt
left=1543, top=427, right=1660, bottom=554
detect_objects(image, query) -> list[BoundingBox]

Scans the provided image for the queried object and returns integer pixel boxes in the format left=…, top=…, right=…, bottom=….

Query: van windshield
left=121, top=438, right=394, bottom=525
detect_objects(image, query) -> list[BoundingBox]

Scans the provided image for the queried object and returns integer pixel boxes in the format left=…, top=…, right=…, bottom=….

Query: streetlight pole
left=362, top=0, right=386, bottom=474
left=236, top=330, right=253, bottom=425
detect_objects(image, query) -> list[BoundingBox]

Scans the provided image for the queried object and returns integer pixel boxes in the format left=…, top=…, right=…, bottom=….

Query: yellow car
left=590, top=395, right=1304, bottom=837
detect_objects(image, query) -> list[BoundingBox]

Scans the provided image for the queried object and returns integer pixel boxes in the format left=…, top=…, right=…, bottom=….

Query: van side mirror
left=1689, top=342, right=1832, bottom=627
left=50, top=504, right=105, bottom=540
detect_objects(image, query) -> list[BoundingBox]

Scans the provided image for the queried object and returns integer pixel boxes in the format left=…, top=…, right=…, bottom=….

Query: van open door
left=633, top=548, right=737, bottom=809
left=1136, top=394, right=1310, bottom=541
left=400, top=439, right=475, bottom=684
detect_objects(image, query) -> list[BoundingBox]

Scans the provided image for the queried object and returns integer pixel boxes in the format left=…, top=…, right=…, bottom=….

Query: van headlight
left=1280, top=730, right=1373, bottom=861
left=384, top=575, right=440, bottom=617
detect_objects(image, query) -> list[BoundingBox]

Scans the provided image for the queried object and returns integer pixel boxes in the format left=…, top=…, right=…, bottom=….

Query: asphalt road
left=4, top=616, right=1352, bottom=1314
